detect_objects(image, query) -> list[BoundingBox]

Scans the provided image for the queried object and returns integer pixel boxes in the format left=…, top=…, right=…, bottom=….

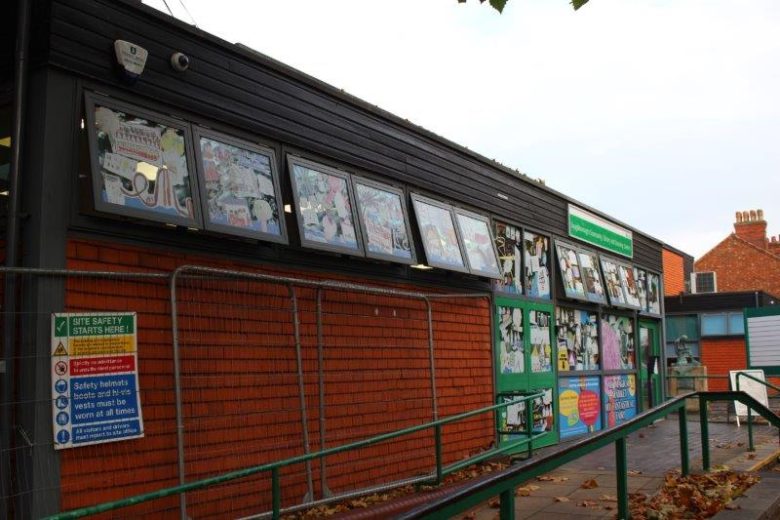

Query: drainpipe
left=2, top=0, right=31, bottom=516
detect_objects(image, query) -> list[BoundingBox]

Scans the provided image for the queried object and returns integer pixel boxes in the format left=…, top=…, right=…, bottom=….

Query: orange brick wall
left=60, top=238, right=495, bottom=518
left=700, top=337, right=746, bottom=391
left=662, top=248, right=685, bottom=296
left=695, top=236, right=780, bottom=297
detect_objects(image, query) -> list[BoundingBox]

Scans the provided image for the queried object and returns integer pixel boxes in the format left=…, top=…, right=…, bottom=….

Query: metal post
left=526, top=398, right=534, bottom=459
left=316, top=289, right=331, bottom=498
left=169, top=270, right=188, bottom=520
left=288, top=286, right=314, bottom=502
left=699, top=396, right=710, bottom=471
left=271, top=467, right=281, bottom=520
left=747, top=408, right=755, bottom=452
left=434, top=424, right=443, bottom=484
left=678, top=406, right=689, bottom=476
left=425, top=299, right=438, bottom=420
left=499, top=489, right=516, bottom=520
left=616, top=437, right=629, bottom=520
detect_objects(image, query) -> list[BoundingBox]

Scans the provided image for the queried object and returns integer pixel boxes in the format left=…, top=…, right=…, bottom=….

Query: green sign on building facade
left=568, top=205, right=633, bottom=258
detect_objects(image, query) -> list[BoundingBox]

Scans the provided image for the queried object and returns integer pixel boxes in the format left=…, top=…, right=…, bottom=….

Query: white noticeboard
left=51, top=312, right=144, bottom=449
left=729, top=369, right=769, bottom=427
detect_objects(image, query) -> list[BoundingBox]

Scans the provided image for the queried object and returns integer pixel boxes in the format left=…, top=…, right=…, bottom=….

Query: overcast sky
left=145, top=0, right=780, bottom=260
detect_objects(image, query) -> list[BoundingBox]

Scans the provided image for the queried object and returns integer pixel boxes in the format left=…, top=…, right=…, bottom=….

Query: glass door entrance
left=638, top=320, right=662, bottom=410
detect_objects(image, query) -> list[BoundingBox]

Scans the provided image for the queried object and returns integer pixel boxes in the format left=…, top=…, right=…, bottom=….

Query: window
left=353, top=177, right=415, bottom=264
left=494, top=221, right=522, bottom=294
left=701, top=312, right=745, bottom=336
left=665, top=315, right=700, bottom=362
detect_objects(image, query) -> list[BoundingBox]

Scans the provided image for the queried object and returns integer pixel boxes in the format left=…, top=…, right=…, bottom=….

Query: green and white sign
left=568, top=205, right=633, bottom=258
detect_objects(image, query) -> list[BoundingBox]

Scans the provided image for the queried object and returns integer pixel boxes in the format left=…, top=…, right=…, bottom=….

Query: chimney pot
left=743, top=210, right=750, bottom=221
left=757, top=209, right=764, bottom=220
left=750, top=210, right=757, bottom=221
left=736, top=212, right=742, bottom=223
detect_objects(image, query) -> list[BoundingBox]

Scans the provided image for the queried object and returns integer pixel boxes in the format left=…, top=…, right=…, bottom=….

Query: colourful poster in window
left=529, top=310, right=552, bottom=373
left=498, top=305, right=524, bottom=374
left=290, top=159, right=360, bottom=254
left=523, top=232, right=550, bottom=299
left=578, top=251, right=607, bottom=304
left=600, top=258, right=627, bottom=307
left=556, top=308, right=599, bottom=371
left=498, top=390, right=554, bottom=435
left=411, top=196, right=465, bottom=271
left=601, top=314, right=635, bottom=370
left=647, top=273, right=661, bottom=315
left=494, top=222, right=522, bottom=294
left=354, top=179, right=414, bottom=262
left=603, top=375, right=637, bottom=428
left=558, top=376, right=602, bottom=439
left=197, top=135, right=283, bottom=240
left=556, top=243, right=586, bottom=300
left=89, top=100, right=197, bottom=226
left=455, top=211, right=501, bottom=278
left=634, top=268, right=648, bottom=311
left=618, top=265, right=642, bottom=308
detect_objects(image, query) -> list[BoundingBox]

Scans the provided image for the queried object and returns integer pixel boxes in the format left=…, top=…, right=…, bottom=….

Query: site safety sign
left=51, top=312, right=144, bottom=449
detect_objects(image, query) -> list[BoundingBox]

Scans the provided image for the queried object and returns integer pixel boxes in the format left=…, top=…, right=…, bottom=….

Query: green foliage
left=571, top=0, right=590, bottom=10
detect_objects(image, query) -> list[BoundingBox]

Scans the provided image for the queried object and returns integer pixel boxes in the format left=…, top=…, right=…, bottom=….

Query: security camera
left=170, top=52, right=190, bottom=72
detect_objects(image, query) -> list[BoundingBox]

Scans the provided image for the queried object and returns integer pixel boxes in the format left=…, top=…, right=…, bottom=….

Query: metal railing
left=735, top=371, right=780, bottom=452
left=43, top=393, right=546, bottom=520
left=397, top=391, right=780, bottom=520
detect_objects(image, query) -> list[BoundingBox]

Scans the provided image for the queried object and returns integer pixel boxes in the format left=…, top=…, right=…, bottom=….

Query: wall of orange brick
left=700, top=337, right=780, bottom=392
left=695, top=236, right=780, bottom=297
left=662, top=249, right=686, bottom=296
left=61, top=238, right=495, bottom=518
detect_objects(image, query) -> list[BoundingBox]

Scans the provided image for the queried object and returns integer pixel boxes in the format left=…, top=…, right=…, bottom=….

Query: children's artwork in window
left=603, top=375, right=637, bottom=428
left=523, top=232, right=551, bottom=299
left=498, top=305, right=524, bottom=374
left=499, top=389, right=554, bottom=434
left=289, top=158, right=362, bottom=255
left=411, top=195, right=466, bottom=272
left=578, top=251, right=607, bottom=304
left=647, top=273, right=661, bottom=315
left=529, top=310, right=552, bottom=373
left=634, top=268, right=648, bottom=311
left=600, top=258, right=627, bottom=307
left=196, top=133, right=285, bottom=242
left=87, top=97, right=199, bottom=227
left=353, top=178, right=415, bottom=263
left=556, top=243, right=586, bottom=300
left=601, top=314, right=635, bottom=370
left=455, top=210, right=501, bottom=278
left=556, top=308, right=599, bottom=372
left=494, top=221, right=522, bottom=294
left=618, top=264, right=642, bottom=308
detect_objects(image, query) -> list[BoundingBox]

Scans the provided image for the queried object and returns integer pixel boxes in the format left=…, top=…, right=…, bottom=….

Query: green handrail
left=398, top=391, right=780, bottom=520
left=735, top=371, right=780, bottom=451
left=44, top=392, right=546, bottom=520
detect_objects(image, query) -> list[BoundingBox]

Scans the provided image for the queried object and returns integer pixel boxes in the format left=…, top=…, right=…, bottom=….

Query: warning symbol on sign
left=53, top=342, right=68, bottom=356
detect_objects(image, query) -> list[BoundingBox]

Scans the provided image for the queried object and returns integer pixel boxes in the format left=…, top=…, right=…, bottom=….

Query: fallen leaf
left=516, top=487, right=531, bottom=497
left=600, top=494, right=618, bottom=502
left=554, top=496, right=570, bottom=502
left=488, top=497, right=500, bottom=509
left=580, top=478, right=598, bottom=489
left=627, top=470, right=643, bottom=476
left=579, top=500, right=599, bottom=508
left=747, top=453, right=756, bottom=460
left=725, top=503, right=741, bottom=510
left=638, top=433, right=645, bottom=439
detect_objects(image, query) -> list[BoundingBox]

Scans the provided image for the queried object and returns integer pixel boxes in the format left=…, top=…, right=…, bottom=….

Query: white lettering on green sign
left=568, top=205, right=633, bottom=258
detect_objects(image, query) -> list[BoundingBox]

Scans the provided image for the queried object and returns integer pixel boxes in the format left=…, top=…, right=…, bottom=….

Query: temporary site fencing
left=0, top=265, right=494, bottom=519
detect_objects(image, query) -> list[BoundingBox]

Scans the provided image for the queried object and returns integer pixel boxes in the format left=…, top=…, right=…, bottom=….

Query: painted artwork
left=647, top=273, right=661, bottom=315
left=198, top=136, right=282, bottom=239
left=556, top=244, right=586, bottom=300
left=529, top=310, right=552, bottom=373
left=635, top=268, right=649, bottom=311
left=601, top=314, right=635, bottom=370
left=412, top=196, right=465, bottom=271
left=494, top=221, right=522, bottom=294
left=603, top=375, right=637, bottom=428
left=523, top=232, right=551, bottom=299
left=354, top=180, right=413, bottom=262
left=578, top=251, right=607, bottom=304
left=498, top=305, right=524, bottom=374
left=290, top=160, right=360, bottom=253
left=91, top=103, right=196, bottom=224
left=618, top=265, right=642, bottom=308
left=558, top=376, right=602, bottom=439
left=556, top=308, right=599, bottom=371
left=600, top=258, right=627, bottom=307
left=499, top=389, right=554, bottom=435
left=455, top=211, right=501, bottom=278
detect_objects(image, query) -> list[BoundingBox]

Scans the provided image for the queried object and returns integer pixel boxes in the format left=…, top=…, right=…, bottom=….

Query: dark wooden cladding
left=45, top=0, right=662, bottom=271
left=665, top=291, right=779, bottom=314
